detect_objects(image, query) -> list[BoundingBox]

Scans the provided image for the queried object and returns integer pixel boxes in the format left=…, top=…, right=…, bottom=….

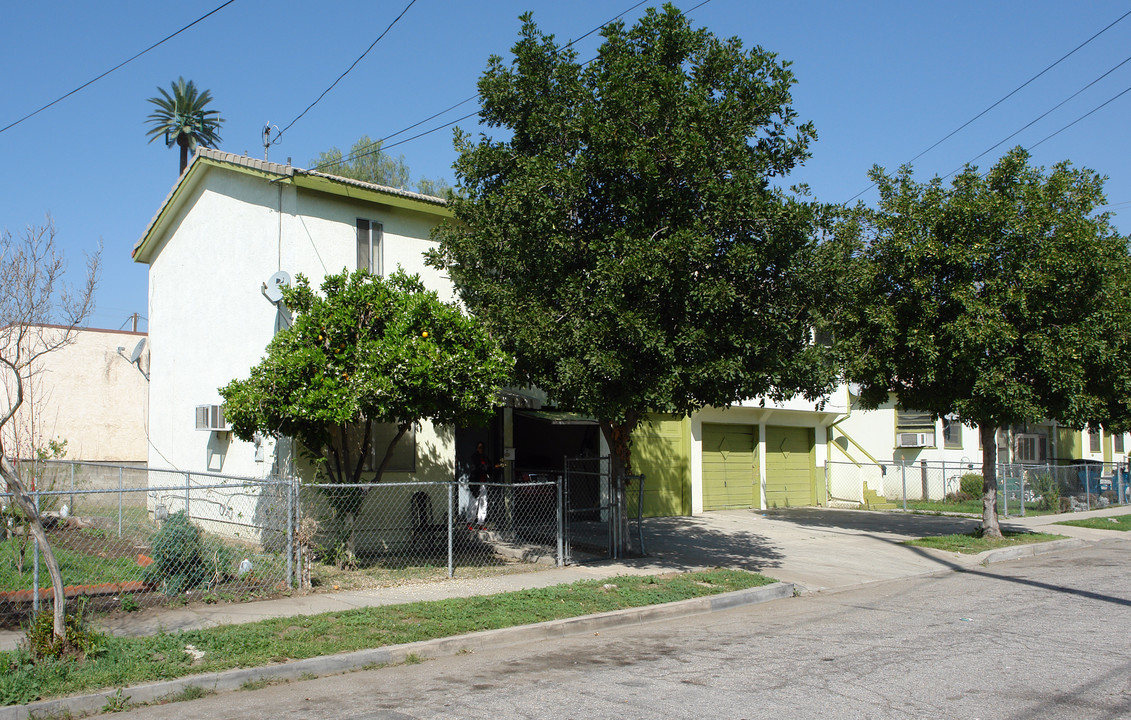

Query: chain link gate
left=563, top=456, right=645, bottom=562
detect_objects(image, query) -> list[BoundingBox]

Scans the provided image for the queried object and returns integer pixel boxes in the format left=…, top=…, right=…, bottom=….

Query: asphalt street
left=116, top=538, right=1131, bottom=720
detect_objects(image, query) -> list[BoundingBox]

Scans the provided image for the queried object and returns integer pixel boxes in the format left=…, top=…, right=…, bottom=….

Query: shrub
left=1031, top=473, right=1060, bottom=512
left=960, top=473, right=983, bottom=498
left=148, top=511, right=208, bottom=595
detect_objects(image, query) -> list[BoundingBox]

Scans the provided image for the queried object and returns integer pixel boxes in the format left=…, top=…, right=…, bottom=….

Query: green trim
left=292, top=175, right=453, bottom=218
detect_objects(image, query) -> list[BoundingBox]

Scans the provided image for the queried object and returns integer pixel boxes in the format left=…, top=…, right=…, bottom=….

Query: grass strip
left=904, top=531, right=1067, bottom=554
left=1054, top=514, right=1131, bottom=531
left=0, top=569, right=772, bottom=706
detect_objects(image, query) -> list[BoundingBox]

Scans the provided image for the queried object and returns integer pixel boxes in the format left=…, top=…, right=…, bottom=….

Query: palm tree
left=145, top=77, right=223, bottom=174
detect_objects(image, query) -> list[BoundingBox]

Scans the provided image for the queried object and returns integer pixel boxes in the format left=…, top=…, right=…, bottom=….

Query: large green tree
left=145, top=77, right=223, bottom=174
left=830, top=147, right=1131, bottom=536
left=428, top=6, right=835, bottom=515
left=311, top=135, right=453, bottom=197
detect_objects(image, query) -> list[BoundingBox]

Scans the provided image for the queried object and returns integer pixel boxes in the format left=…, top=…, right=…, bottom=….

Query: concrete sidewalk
left=2, top=505, right=1126, bottom=653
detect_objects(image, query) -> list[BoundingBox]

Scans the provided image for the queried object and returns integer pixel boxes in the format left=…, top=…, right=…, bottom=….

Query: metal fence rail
left=1, top=459, right=565, bottom=625
left=827, top=459, right=1131, bottom=515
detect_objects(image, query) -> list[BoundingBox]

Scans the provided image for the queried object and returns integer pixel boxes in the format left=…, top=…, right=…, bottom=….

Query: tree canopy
left=145, top=77, right=223, bottom=174
left=220, top=270, right=511, bottom=486
left=310, top=135, right=453, bottom=198
left=829, top=147, right=1131, bottom=535
left=428, top=5, right=834, bottom=475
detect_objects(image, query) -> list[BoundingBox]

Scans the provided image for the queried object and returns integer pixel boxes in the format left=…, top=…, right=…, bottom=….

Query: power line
left=842, top=7, right=1131, bottom=204
left=271, top=0, right=419, bottom=146
left=0, top=0, right=237, bottom=136
left=942, top=53, right=1131, bottom=179
left=310, top=0, right=711, bottom=175
left=1025, top=83, right=1131, bottom=152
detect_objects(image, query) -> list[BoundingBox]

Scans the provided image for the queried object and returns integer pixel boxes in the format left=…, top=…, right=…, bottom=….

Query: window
left=1015, top=433, right=1047, bottom=463
left=942, top=416, right=963, bottom=449
left=1115, top=433, right=1125, bottom=454
left=1089, top=428, right=1101, bottom=453
left=895, top=407, right=935, bottom=447
left=357, top=218, right=383, bottom=275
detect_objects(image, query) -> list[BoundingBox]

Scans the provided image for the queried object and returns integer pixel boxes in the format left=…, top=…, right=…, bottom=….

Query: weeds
left=101, top=688, right=131, bottom=713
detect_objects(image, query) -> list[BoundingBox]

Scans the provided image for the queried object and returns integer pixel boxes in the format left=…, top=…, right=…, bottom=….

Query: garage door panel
left=702, top=423, right=759, bottom=511
left=765, top=425, right=815, bottom=507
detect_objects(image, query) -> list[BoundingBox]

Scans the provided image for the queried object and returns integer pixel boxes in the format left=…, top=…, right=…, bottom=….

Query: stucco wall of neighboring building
left=1, top=325, right=148, bottom=462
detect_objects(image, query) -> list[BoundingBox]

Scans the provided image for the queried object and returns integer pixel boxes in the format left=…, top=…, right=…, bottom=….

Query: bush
left=1031, top=473, right=1060, bottom=512
left=960, top=473, right=983, bottom=498
left=148, top=511, right=209, bottom=595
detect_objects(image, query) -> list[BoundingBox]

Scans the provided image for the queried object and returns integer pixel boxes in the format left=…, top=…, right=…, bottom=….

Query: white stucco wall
left=1, top=325, right=148, bottom=462
left=143, top=163, right=454, bottom=484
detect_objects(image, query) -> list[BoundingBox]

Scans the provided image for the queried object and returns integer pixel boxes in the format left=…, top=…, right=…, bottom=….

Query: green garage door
left=765, top=425, right=816, bottom=507
left=702, top=423, right=759, bottom=511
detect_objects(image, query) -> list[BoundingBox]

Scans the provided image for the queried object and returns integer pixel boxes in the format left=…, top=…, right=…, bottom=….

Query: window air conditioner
left=896, top=432, right=933, bottom=448
left=195, top=404, right=230, bottom=432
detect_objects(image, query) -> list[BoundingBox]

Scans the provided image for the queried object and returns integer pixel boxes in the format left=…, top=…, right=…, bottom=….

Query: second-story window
left=357, top=218, right=383, bottom=275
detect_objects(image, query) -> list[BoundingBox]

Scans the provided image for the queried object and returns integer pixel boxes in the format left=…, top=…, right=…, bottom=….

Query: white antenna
left=263, top=271, right=292, bottom=304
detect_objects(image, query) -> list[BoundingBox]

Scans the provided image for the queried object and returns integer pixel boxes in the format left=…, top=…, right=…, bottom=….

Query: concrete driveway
left=635, top=507, right=1015, bottom=592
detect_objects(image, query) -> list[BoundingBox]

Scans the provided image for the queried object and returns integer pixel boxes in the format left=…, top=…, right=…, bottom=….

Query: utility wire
left=942, top=53, right=1131, bottom=179
left=0, top=0, right=237, bottom=136
left=842, top=7, right=1131, bottom=204
left=311, top=0, right=709, bottom=174
left=1025, top=83, right=1131, bottom=152
left=272, top=0, right=418, bottom=145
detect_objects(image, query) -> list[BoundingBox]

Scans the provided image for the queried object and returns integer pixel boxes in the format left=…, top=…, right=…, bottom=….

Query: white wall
left=144, top=164, right=454, bottom=483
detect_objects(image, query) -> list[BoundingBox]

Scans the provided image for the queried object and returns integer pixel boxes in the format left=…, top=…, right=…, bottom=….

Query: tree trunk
left=178, top=136, right=190, bottom=175
left=0, top=458, right=66, bottom=642
left=599, top=413, right=639, bottom=558
left=979, top=423, right=1002, bottom=538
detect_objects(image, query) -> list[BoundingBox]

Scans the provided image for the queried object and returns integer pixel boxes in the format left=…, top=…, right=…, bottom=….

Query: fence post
left=185, top=472, right=191, bottom=518
left=286, top=476, right=294, bottom=588
left=1085, top=466, right=1091, bottom=511
left=900, top=463, right=907, bottom=511
left=920, top=460, right=928, bottom=502
left=447, top=481, right=454, bottom=579
left=69, top=462, right=75, bottom=516
left=118, top=467, right=123, bottom=538
left=556, top=475, right=564, bottom=567
left=32, top=484, right=40, bottom=615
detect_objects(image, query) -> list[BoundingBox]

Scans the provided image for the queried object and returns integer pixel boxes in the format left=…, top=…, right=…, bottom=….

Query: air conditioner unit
left=195, top=404, right=230, bottom=432
left=897, top=432, right=934, bottom=448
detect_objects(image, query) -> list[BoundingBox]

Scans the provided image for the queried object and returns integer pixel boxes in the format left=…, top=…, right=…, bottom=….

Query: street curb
left=979, top=537, right=1087, bottom=564
left=3, top=581, right=794, bottom=720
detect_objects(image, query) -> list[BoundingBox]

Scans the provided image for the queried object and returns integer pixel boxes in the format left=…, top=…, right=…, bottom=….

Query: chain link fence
left=827, top=459, right=1131, bottom=515
left=2, top=460, right=565, bottom=625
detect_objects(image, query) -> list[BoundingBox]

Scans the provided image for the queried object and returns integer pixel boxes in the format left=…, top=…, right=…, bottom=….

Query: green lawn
left=1054, top=514, right=1131, bottom=531
left=904, top=531, right=1066, bottom=554
left=0, top=539, right=144, bottom=592
left=0, top=569, right=774, bottom=706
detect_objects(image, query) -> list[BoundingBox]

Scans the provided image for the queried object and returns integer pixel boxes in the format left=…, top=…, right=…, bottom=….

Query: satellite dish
left=263, top=271, right=292, bottom=304
left=129, top=338, right=147, bottom=364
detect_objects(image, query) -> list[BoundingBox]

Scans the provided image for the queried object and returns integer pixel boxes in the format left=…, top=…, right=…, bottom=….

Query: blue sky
left=3, top=1, right=1130, bottom=332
